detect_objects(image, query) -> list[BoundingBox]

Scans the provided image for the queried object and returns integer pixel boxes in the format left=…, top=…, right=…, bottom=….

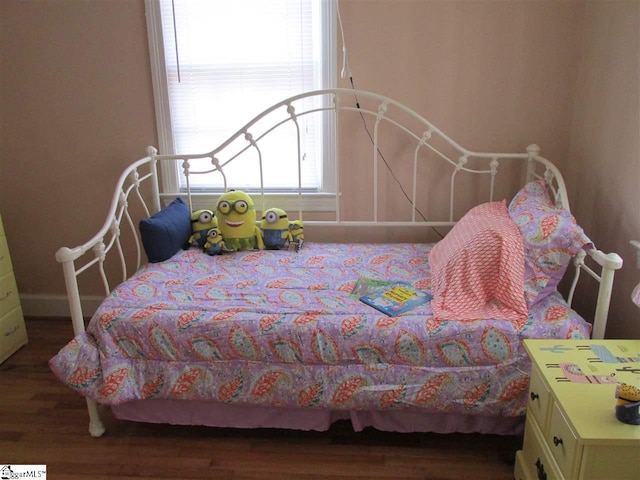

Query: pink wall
left=565, top=1, right=640, bottom=339
left=337, top=0, right=583, bottom=161
left=0, top=0, right=157, bottom=299
left=0, top=0, right=637, bottom=337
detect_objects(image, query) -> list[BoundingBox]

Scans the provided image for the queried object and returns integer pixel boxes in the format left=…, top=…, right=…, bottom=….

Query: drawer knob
left=553, top=436, right=563, bottom=447
left=4, top=324, right=19, bottom=337
left=535, top=457, right=547, bottom=480
left=530, top=392, right=539, bottom=401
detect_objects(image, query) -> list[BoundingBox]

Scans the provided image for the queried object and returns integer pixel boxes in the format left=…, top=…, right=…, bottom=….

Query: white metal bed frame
left=55, top=89, right=623, bottom=437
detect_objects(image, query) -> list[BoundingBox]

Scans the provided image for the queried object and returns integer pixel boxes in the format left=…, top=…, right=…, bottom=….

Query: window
left=145, top=0, right=336, bottom=207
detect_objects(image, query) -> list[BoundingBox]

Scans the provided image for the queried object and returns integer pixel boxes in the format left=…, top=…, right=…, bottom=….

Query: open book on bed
left=359, top=281, right=432, bottom=316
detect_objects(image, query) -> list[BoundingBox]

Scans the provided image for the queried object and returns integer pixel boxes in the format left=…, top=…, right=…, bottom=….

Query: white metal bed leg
left=87, top=398, right=106, bottom=437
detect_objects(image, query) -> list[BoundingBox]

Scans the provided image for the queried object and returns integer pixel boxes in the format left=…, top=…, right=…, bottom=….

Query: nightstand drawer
left=528, top=363, right=552, bottom=430
left=0, top=272, right=20, bottom=317
left=0, top=234, right=13, bottom=278
left=520, top=414, right=562, bottom=480
left=580, top=444, right=640, bottom=479
left=0, top=306, right=28, bottom=363
left=547, top=402, right=579, bottom=479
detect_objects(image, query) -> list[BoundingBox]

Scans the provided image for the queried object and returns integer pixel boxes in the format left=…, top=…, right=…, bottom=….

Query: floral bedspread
left=50, top=243, right=590, bottom=416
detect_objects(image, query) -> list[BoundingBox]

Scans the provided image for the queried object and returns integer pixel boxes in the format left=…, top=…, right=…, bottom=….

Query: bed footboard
left=55, top=153, right=162, bottom=437
left=568, top=249, right=623, bottom=340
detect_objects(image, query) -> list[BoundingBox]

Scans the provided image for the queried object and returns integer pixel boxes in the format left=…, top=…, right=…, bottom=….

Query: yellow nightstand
left=515, top=339, right=640, bottom=480
left=0, top=215, right=28, bottom=364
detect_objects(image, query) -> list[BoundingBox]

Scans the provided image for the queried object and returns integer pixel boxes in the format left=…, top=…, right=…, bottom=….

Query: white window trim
left=144, top=0, right=337, bottom=212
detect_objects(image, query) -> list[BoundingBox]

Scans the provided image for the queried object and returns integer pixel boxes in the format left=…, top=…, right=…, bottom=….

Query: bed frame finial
left=146, top=146, right=158, bottom=157
left=419, top=129, right=433, bottom=145
left=287, top=104, right=297, bottom=120
left=376, top=102, right=388, bottom=119
left=456, top=155, right=469, bottom=171
left=526, top=144, right=540, bottom=156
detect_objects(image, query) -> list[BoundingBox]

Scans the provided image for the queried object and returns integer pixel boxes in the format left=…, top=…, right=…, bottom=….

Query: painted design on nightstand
left=539, top=344, right=640, bottom=384
left=576, top=344, right=640, bottom=364
left=548, top=362, right=618, bottom=384
left=539, top=344, right=573, bottom=354
left=616, top=365, right=640, bottom=375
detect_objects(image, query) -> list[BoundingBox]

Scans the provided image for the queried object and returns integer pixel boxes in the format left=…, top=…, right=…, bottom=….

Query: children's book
left=349, top=278, right=394, bottom=300
left=359, top=281, right=431, bottom=316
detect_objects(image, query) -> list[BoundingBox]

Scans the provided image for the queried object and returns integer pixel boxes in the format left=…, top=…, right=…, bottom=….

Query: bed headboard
left=151, top=89, right=571, bottom=226
left=55, top=88, right=622, bottom=338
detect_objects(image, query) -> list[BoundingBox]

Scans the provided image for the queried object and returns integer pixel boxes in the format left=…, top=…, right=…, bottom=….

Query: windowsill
left=159, top=192, right=338, bottom=212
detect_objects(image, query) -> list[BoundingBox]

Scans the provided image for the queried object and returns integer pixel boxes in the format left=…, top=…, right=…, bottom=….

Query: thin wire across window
left=157, top=0, right=331, bottom=191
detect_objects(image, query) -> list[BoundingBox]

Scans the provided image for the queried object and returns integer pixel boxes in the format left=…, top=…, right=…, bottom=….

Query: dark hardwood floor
left=1, top=317, right=520, bottom=479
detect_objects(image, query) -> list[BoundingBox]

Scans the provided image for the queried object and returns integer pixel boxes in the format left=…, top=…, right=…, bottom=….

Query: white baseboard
left=20, top=293, right=104, bottom=318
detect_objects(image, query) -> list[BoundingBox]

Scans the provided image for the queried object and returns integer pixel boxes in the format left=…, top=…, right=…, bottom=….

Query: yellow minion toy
left=188, top=209, right=217, bottom=248
left=289, top=220, right=304, bottom=243
left=260, top=208, right=293, bottom=250
left=203, top=227, right=225, bottom=255
left=216, top=190, right=264, bottom=251
left=288, top=219, right=304, bottom=251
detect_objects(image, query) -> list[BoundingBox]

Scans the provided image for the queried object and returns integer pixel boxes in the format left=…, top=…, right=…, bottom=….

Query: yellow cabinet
left=0, top=215, right=27, bottom=364
left=515, top=339, right=640, bottom=480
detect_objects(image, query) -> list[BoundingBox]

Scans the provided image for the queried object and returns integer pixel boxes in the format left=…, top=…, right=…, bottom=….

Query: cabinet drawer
left=581, top=444, right=640, bottom=480
left=528, top=364, right=552, bottom=430
left=0, top=272, right=20, bottom=317
left=0, top=306, right=28, bottom=364
left=520, top=415, right=563, bottom=480
left=0, top=234, right=13, bottom=278
left=547, top=402, right=579, bottom=480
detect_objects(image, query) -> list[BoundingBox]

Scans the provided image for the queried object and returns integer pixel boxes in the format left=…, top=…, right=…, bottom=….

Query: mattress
left=50, top=242, right=591, bottom=418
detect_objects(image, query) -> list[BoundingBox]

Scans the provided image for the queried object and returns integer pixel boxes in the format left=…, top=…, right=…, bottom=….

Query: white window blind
left=146, top=0, right=336, bottom=194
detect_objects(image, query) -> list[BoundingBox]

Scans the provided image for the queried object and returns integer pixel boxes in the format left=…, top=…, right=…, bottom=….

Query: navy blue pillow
left=139, top=197, right=191, bottom=263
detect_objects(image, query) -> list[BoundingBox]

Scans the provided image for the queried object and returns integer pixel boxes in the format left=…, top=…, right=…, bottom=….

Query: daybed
left=49, top=89, right=623, bottom=438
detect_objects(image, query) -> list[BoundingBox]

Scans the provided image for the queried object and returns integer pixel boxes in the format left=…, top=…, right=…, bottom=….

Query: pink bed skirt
left=112, top=400, right=525, bottom=436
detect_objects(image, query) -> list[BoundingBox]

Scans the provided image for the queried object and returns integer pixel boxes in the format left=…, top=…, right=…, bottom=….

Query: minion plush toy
left=216, top=190, right=264, bottom=251
left=289, top=220, right=304, bottom=243
left=188, top=210, right=217, bottom=248
left=203, top=227, right=225, bottom=255
left=260, top=208, right=292, bottom=250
